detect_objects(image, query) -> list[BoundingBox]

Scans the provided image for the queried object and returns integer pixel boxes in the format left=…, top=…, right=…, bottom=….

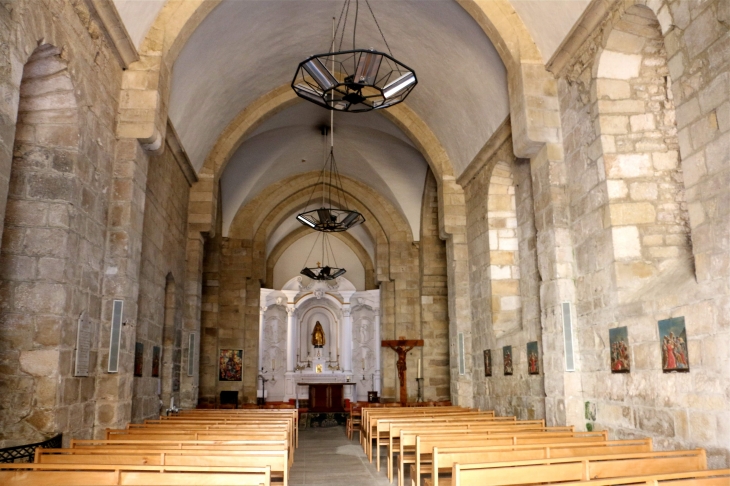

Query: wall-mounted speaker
left=458, top=332, right=465, bottom=375
left=107, top=300, right=124, bottom=373
left=562, top=302, right=575, bottom=372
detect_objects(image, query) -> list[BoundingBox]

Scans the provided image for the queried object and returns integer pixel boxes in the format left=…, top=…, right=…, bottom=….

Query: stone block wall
left=419, top=171, right=450, bottom=401
left=555, top=0, right=730, bottom=467
left=0, top=0, right=123, bottom=446
left=464, top=133, right=544, bottom=419
left=131, top=140, right=191, bottom=422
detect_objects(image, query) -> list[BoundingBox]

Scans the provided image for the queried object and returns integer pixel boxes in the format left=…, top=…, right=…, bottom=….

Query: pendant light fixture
left=300, top=232, right=346, bottom=281
left=296, top=115, right=365, bottom=232
left=292, top=0, right=417, bottom=113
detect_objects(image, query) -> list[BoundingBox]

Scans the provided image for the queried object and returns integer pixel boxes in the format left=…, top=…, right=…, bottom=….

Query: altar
left=296, top=383, right=357, bottom=412
left=258, top=276, right=381, bottom=403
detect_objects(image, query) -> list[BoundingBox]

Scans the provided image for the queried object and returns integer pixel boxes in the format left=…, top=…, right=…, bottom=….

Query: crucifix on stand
left=381, top=336, right=424, bottom=405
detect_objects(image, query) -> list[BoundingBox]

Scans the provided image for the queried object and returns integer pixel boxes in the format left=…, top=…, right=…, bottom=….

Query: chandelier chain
left=365, top=0, right=394, bottom=57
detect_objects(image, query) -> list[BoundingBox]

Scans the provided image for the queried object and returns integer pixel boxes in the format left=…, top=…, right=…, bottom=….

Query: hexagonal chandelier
left=296, top=125, right=365, bottom=233
left=292, top=0, right=417, bottom=113
left=300, top=232, right=347, bottom=281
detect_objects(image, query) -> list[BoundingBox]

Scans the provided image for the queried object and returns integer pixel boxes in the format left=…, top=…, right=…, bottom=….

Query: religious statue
left=312, top=321, right=326, bottom=348
left=382, top=337, right=424, bottom=405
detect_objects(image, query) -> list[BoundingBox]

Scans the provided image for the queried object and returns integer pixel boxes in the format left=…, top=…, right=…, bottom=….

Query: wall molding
left=167, top=120, right=198, bottom=186
left=87, top=0, right=140, bottom=69
left=456, top=115, right=512, bottom=188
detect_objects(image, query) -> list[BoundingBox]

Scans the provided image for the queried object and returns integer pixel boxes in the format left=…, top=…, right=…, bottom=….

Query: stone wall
left=419, top=171, right=450, bottom=401
left=0, top=0, right=123, bottom=446
left=131, top=140, right=191, bottom=422
left=555, top=0, right=730, bottom=467
left=464, top=133, right=544, bottom=419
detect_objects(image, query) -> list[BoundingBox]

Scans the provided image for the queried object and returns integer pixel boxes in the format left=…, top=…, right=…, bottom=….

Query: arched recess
left=488, top=161, right=522, bottom=336
left=160, top=273, right=182, bottom=408
left=0, top=44, right=81, bottom=443
left=594, top=4, right=691, bottom=299
left=266, top=226, right=376, bottom=290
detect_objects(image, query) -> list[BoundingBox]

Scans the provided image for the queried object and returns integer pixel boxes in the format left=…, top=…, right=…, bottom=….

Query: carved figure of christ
left=381, top=337, right=424, bottom=404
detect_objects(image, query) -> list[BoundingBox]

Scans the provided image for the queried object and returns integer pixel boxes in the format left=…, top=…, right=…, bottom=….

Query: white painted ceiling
left=113, top=0, right=166, bottom=49
left=221, top=102, right=427, bottom=238
left=168, top=0, right=509, bottom=177
left=510, top=0, right=591, bottom=60
left=111, top=0, right=592, bottom=253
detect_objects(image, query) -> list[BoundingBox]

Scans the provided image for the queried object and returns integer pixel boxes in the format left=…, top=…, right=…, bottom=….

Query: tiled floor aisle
left=290, top=426, right=392, bottom=486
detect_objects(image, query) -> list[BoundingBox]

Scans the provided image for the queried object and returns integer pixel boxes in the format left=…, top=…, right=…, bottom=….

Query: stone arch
left=266, top=226, right=376, bottom=290
left=231, top=173, right=411, bottom=283
left=593, top=3, right=691, bottom=297
left=488, top=161, right=522, bottom=336
left=160, top=273, right=182, bottom=408
left=0, top=43, right=81, bottom=443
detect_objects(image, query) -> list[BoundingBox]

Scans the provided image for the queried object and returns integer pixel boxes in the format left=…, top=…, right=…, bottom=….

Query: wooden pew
left=548, top=469, right=730, bottom=486
left=398, top=430, right=609, bottom=486
left=384, top=421, right=571, bottom=482
left=172, top=409, right=299, bottom=447
left=361, top=407, right=476, bottom=450
left=0, top=463, right=271, bottom=486
left=451, top=449, right=716, bottom=486
left=379, top=415, right=533, bottom=471
left=418, top=438, right=654, bottom=486
left=365, top=411, right=500, bottom=461
left=36, top=448, right=289, bottom=486
left=99, top=431, right=293, bottom=463
left=361, top=408, right=478, bottom=438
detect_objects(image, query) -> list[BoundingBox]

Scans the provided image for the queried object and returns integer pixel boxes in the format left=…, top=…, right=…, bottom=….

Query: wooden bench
left=36, top=448, right=289, bottom=486
left=366, top=411, right=499, bottom=461
left=72, top=440, right=292, bottom=468
left=452, top=460, right=730, bottom=486
left=551, top=469, right=730, bottom=486
left=361, top=407, right=475, bottom=450
left=379, top=415, right=531, bottom=470
left=0, top=463, right=271, bottom=486
left=398, top=430, right=609, bottom=486
left=384, top=421, right=571, bottom=482
left=417, top=438, right=654, bottom=486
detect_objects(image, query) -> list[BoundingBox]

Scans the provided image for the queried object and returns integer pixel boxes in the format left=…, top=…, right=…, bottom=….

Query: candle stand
left=416, top=377, right=424, bottom=403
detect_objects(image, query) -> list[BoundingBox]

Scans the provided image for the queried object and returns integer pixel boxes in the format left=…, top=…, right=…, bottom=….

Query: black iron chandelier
left=291, top=0, right=417, bottom=113
left=300, top=232, right=346, bottom=281
left=296, top=123, right=365, bottom=232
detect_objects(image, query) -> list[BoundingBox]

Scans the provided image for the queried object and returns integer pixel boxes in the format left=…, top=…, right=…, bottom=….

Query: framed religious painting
left=483, top=350, right=492, bottom=377
left=151, top=346, right=161, bottom=378
left=218, top=349, right=243, bottom=381
left=526, top=341, right=539, bottom=375
left=609, top=326, right=630, bottom=373
left=134, top=342, right=144, bottom=377
left=503, top=345, right=513, bottom=376
left=658, top=317, right=689, bottom=372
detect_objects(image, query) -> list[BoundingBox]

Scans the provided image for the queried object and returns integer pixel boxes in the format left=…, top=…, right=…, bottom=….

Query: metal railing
left=0, top=433, right=62, bottom=463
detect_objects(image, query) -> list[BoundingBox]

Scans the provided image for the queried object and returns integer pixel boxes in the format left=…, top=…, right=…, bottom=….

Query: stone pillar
left=95, top=139, right=150, bottom=436
left=180, top=232, right=205, bottom=409
left=286, top=305, right=296, bottom=372
left=342, top=305, right=352, bottom=373
left=258, top=306, right=266, bottom=372
left=374, top=308, right=382, bottom=395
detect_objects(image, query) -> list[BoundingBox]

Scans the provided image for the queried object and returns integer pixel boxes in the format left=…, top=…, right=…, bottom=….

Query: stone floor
left=290, top=426, right=392, bottom=486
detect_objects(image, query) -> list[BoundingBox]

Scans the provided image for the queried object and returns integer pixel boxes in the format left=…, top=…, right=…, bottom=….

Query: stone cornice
left=86, top=0, right=139, bottom=69
left=456, top=115, right=512, bottom=188
left=167, top=120, right=198, bottom=186
left=546, top=0, right=616, bottom=76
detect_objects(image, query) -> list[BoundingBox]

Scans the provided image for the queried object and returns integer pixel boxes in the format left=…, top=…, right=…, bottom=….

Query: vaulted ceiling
left=112, top=0, right=590, bottom=251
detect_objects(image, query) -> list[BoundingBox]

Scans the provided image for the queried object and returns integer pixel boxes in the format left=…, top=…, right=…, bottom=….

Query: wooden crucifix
left=381, top=337, right=424, bottom=405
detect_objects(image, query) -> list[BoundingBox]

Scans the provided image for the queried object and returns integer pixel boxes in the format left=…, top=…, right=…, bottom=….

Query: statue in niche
left=311, top=321, right=326, bottom=348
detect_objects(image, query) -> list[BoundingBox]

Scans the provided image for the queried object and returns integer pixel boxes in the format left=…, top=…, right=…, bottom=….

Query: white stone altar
left=258, top=276, right=381, bottom=403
